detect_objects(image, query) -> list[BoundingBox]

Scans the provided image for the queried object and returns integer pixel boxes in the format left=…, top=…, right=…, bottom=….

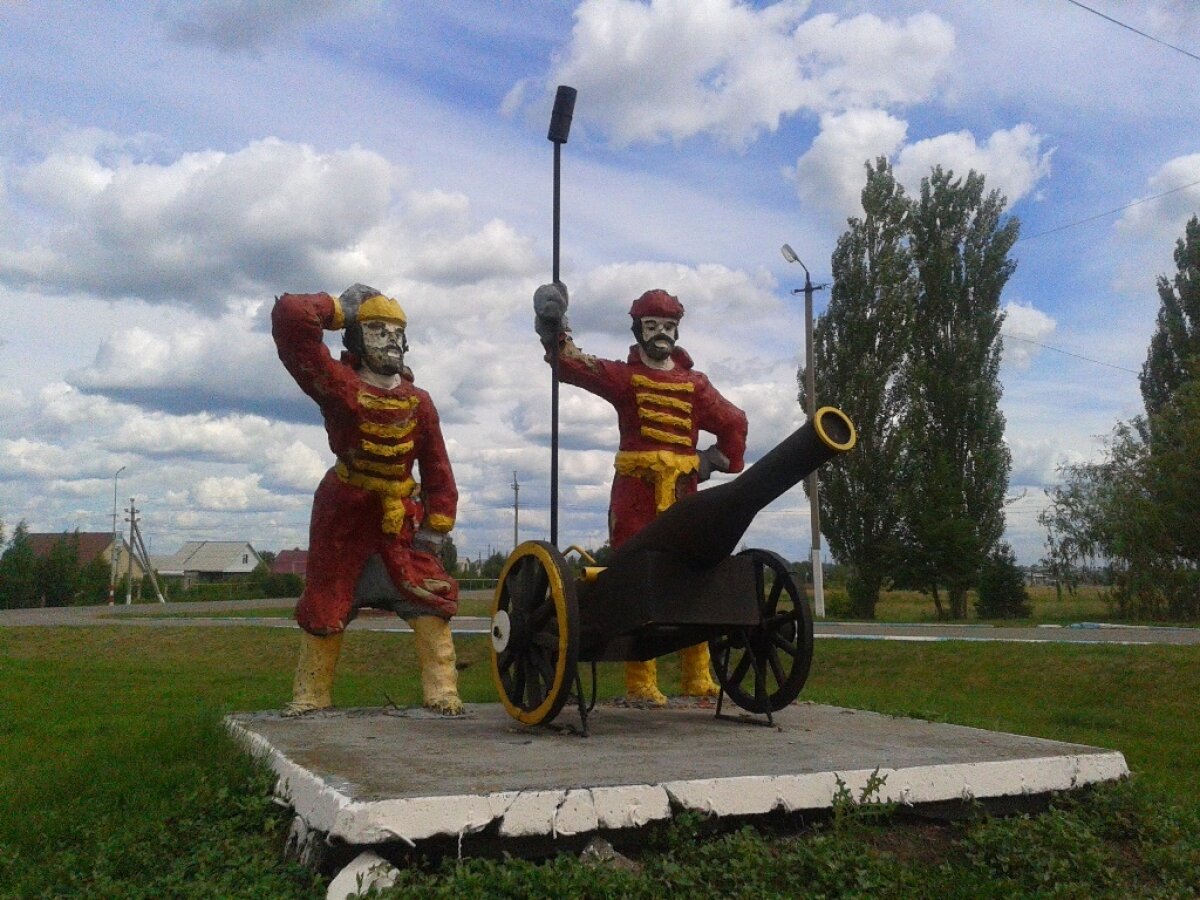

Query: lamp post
left=781, top=244, right=828, bottom=617
left=108, top=465, right=126, bottom=605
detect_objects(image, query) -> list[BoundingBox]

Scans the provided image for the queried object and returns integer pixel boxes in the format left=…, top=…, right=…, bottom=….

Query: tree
left=1040, top=217, right=1200, bottom=621
left=806, top=158, right=915, bottom=618
left=0, top=521, right=38, bottom=609
left=975, top=541, right=1031, bottom=619
left=1140, top=215, right=1200, bottom=418
left=898, top=166, right=1017, bottom=618
left=35, top=531, right=81, bottom=607
left=438, top=534, right=458, bottom=576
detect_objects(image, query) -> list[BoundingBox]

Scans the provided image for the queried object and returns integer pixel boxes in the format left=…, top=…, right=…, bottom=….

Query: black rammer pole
left=547, top=85, right=576, bottom=546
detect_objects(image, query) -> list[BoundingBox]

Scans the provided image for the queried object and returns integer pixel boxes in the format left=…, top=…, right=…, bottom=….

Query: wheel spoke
left=531, top=630, right=559, bottom=650
left=771, top=633, right=799, bottom=657
left=529, top=597, right=555, bottom=632
left=767, top=644, right=788, bottom=685
left=729, top=647, right=753, bottom=685
left=512, top=656, right=528, bottom=707
left=766, top=572, right=784, bottom=611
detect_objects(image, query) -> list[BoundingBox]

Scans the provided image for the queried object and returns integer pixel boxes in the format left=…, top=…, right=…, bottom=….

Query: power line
left=1017, top=178, right=1200, bottom=242
left=1002, top=332, right=1139, bottom=374
left=1064, top=0, right=1200, bottom=64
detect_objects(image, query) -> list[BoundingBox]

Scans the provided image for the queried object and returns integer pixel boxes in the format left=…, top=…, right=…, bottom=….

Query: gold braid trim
left=615, top=449, right=700, bottom=512
left=425, top=513, right=455, bottom=533
left=631, top=374, right=694, bottom=393
left=639, top=426, right=694, bottom=448
left=637, top=408, right=692, bottom=430
left=636, top=392, right=692, bottom=413
left=349, top=457, right=411, bottom=478
left=335, top=462, right=417, bottom=534
left=361, top=419, right=416, bottom=439
left=358, top=392, right=419, bottom=411
left=360, top=439, right=415, bottom=458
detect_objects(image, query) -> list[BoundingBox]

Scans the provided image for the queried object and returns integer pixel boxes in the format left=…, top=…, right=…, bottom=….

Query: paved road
left=1, top=597, right=1197, bottom=645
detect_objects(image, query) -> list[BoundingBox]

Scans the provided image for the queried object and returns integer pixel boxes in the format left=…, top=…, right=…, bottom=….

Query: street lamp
left=781, top=244, right=828, bottom=618
left=108, top=465, right=126, bottom=605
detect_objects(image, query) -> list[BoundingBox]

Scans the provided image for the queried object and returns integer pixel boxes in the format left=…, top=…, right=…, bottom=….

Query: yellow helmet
left=358, top=293, right=407, bottom=326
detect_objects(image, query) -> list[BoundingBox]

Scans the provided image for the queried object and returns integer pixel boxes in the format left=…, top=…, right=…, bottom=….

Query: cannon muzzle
left=611, top=406, right=856, bottom=570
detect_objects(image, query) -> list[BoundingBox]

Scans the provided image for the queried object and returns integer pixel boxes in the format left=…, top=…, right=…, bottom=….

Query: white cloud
left=789, top=109, right=908, bottom=220
left=790, top=116, right=1052, bottom=225
left=893, top=123, right=1053, bottom=207
left=1002, top=301, right=1056, bottom=370
left=1115, top=153, right=1200, bottom=246
left=533, top=0, right=954, bottom=148
left=189, top=474, right=274, bottom=511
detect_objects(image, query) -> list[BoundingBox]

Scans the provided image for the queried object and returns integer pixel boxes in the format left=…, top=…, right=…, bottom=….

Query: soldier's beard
left=640, top=335, right=675, bottom=361
left=364, top=347, right=404, bottom=376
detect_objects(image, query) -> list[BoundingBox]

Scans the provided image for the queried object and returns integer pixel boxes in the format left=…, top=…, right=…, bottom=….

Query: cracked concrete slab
left=227, top=702, right=1127, bottom=860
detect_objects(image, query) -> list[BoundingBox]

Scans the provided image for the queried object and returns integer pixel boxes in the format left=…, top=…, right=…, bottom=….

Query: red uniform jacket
left=556, top=341, right=747, bottom=547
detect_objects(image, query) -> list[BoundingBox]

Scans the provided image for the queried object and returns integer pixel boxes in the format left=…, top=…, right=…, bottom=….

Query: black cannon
left=488, top=406, right=857, bottom=729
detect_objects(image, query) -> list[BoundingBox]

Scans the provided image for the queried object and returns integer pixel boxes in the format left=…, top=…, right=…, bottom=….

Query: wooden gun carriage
left=487, top=406, right=857, bottom=731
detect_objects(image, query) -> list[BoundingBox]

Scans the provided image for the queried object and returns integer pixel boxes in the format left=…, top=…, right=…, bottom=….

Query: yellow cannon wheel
left=489, top=541, right=580, bottom=725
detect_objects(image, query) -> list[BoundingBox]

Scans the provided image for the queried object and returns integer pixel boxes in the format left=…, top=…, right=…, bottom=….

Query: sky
left=1, top=0, right=1198, bottom=568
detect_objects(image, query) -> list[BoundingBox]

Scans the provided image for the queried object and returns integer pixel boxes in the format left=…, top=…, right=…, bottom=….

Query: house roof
left=157, top=541, right=262, bottom=575
left=26, top=532, right=117, bottom=563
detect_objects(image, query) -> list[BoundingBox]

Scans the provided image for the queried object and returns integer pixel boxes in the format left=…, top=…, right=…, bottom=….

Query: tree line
left=1039, top=216, right=1200, bottom=620
left=811, top=158, right=1200, bottom=622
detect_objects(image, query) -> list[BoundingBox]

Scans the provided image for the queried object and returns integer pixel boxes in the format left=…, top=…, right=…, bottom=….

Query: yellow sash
left=614, top=449, right=700, bottom=513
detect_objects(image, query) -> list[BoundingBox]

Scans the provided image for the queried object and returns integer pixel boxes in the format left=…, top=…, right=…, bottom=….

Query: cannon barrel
left=610, top=406, right=856, bottom=570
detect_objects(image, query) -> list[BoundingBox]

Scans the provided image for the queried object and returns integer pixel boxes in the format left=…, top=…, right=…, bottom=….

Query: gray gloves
left=534, top=282, right=569, bottom=346
left=697, top=446, right=731, bottom=483
left=412, top=526, right=446, bottom=556
left=338, top=283, right=382, bottom=328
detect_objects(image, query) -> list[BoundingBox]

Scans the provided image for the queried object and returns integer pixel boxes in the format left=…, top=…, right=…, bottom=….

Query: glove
left=697, top=446, right=731, bottom=483
left=412, top=526, right=446, bottom=556
left=336, top=283, right=377, bottom=328
left=533, top=282, right=569, bottom=344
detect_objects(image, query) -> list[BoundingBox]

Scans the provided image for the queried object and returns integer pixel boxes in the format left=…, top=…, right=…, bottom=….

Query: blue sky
left=1, top=0, right=1198, bottom=566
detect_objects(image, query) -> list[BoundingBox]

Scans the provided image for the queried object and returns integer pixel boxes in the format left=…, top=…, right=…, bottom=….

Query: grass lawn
left=1, top=625, right=1197, bottom=897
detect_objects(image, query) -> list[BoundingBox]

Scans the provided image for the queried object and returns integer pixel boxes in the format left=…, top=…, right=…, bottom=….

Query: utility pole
left=511, top=471, right=520, bottom=550
left=125, top=498, right=166, bottom=604
left=125, top=499, right=136, bottom=605
left=782, top=244, right=829, bottom=617
left=108, top=465, right=125, bottom=605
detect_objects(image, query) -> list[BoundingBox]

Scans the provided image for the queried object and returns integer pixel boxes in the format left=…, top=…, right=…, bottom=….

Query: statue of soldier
left=272, top=284, right=463, bottom=716
left=533, top=282, right=748, bottom=705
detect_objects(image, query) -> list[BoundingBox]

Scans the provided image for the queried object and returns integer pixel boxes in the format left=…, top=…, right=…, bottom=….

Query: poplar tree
left=1140, top=215, right=1200, bottom=417
left=898, top=167, right=1017, bottom=618
left=804, top=158, right=915, bottom=618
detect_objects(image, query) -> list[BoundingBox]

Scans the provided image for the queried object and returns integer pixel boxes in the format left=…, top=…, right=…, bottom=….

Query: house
left=26, top=531, right=144, bottom=579
left=154, top=541, right=263, bottom=589
left=271, top=548, right=308, bottom=578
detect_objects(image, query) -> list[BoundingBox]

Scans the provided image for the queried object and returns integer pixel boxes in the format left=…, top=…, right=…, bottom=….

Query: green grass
left=1, top=627, right=1197, bottom=897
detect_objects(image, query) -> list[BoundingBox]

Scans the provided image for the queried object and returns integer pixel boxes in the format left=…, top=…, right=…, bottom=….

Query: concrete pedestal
left=227, top=702, right=1127, bottom=889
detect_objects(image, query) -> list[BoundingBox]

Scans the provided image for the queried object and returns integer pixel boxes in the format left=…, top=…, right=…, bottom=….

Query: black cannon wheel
left=489, top=541, right=580, bottom=725
left=710, top=549, right=814, bottom=714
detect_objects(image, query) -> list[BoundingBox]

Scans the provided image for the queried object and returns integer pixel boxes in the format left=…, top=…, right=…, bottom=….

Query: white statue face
left=638, top=316, right=678, bottom=361
left=360, top=320, right=406, bottom=376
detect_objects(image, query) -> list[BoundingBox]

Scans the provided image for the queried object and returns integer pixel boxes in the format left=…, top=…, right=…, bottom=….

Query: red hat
left=629, top=289, right=684, bottom=320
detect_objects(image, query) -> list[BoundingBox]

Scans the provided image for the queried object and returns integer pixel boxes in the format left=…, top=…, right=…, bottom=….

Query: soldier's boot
left=679, top=642, right=721, bottom=697
left=624, top=659, right=667, bottom=706
left=410, top=616, right=464, bottom=716
left=283, top=631, right=344, bottom=716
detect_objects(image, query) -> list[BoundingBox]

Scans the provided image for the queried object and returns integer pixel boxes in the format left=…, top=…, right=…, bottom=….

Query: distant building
left=26, top=531, right=144, bottom=579
left=154, top=541, right=263, bottom=589
left=271, top=548, right=308, bottom=579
